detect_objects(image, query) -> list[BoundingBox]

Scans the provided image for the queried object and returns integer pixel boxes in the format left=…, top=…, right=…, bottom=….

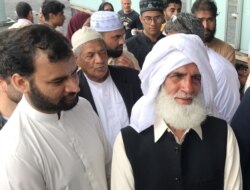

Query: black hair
left=163, top=0, right=182, bottom=9
left=191, top=0, right=218, bottom=17
left=42, top=0, right=65, bottom=21
left=16, top=1, right=32, bottom=19
left=0, top=25, right=72, bottom=78
left=0, top=29, right=17, bottom=79
left=98, top=2, right=114, bottom=11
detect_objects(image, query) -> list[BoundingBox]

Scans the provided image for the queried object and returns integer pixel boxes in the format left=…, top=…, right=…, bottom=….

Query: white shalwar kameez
left=0, top=97, right=111, bottom=190
left=86, top=74, right=129, bottom=146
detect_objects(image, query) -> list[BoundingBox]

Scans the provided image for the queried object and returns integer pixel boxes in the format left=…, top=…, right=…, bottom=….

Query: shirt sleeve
left=1, top=154, right=46, bottom=190
left=91, top=105, right=112, bottom=187
left=224, top=125, right=242, bottom=190
left=111, top=132, right=134, bottom=190
left=214, top=68, right=240, bottom=123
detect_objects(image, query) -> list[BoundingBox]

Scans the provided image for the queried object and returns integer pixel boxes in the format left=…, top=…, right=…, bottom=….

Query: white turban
left=130, top=34, right=217, bottom=132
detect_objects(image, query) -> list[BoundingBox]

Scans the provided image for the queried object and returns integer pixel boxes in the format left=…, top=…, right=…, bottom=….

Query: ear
left=139, top=15, right=144, bottom=24
left=0, top=79, right=7, bottom=93
left=11, top=74, right=30, bottom=93
left=28, top=10, right=33, bottom=22
left=49, top=13, right=55, bottom=20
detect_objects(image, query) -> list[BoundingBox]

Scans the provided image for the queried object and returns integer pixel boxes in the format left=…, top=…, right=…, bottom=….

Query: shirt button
left=175, top=177, right=181, bottom=182
left=174, top=147, right=180, bottom=152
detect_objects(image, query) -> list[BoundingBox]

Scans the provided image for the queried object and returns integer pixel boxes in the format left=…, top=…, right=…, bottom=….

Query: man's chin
left=62, top=96, right=79, bottom=111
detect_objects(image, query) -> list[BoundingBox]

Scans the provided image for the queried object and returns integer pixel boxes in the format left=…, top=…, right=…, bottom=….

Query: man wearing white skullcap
left=111, top=34, right=242, bottom=190
left=165, top=12, right=240, bottom=123
left=72, top=26, right=142, bottom=146
left=91, top=11, right=140, bottom=70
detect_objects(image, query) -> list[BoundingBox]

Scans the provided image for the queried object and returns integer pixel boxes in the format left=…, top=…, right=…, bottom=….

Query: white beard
left=155, top=87, right=206, bottom=130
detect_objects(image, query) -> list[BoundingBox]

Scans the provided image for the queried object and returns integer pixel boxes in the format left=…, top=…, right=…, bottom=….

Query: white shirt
left=8, top=18, right=32, bottom=29
left=207, top=48, right=240, bottom=123
left=0, top=97, right=111, bottom=190
left=86, top=74, right=129, bottom=146
left=111, top=118, right=242, bottom=190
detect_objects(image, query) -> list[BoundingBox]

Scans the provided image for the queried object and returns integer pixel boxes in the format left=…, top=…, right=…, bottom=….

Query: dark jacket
left=126, top=32, right=165, bottom=68
left=231, top=88, right=250, bottom=190
left=77, top=65, right=142, bottom=117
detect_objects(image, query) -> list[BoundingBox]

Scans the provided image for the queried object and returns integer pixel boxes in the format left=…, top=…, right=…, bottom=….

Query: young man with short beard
left=111, top=34, right=242, bottom=190
left=91, top=11, right=140, bottom=70
left=191, top=0, right=235, bottom=64
left=0, top=25, right=111, bottom=190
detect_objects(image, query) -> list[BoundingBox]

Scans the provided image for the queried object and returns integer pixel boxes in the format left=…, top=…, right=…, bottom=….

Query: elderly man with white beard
left=111, top=34, right=242, bottom=190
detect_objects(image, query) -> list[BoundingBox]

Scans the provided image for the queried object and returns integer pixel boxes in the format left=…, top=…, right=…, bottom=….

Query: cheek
left=163, top=81, right=179, bottom=95
left=193, top=85, right=201, bottom=96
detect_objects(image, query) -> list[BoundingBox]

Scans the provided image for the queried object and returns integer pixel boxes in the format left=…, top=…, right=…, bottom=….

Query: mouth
left=175, top=97, right=193, bottom=105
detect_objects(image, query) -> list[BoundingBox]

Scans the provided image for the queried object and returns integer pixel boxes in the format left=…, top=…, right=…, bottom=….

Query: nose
left=202, top=20, right=208, bottom=29
left=65, top=76, right=80, bottom=94
left=181, top=76, right=195, bottom=94
left=150, top=18, right=157, bottom=25
left=119, top=36, right=125, bottom=45
left=173, top=10, right=178, bottom=16
left=95, top=53, right=104, bottom=64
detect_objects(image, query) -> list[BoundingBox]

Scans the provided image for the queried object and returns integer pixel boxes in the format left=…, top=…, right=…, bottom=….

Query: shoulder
left=131, top=10, right=139, bottom=16
left=118, top=10, right=123, bottom=15
left=109, top=65, right=139, bottom=76
left=203, top=116, right=227, bottom=125
left=202, top=116, right=228, bottom=133
left=208, top=49, right=237, bottom=73
left=74, top=97, right=94, bottom=113
left=212, top=38, right=234, bottom=51
left=126, top=34, right=143, bottom=45
left=77, top=70, right=87, bottom=83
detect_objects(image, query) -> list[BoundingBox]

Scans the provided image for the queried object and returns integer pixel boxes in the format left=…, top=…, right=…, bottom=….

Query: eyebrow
left=48, top=66, right=78, bottom=83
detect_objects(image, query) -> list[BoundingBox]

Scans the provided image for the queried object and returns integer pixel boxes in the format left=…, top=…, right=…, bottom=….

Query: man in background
left=118, top=0, right=143, bottom=39
left=191, top=0, right=235, bottom=64
left=91, top=11, right=140, bottom=70
left=161, top=0, right=182, bottom=32
left=126, top=0, right=165, bottom=68
left=9, top=1, right=33, bottom=29
left=41, top=0, right=65, bottom=29
left=0, top=30, right=22, bottom=129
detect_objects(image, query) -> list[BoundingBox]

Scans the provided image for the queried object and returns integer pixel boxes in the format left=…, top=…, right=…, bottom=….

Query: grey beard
left=155, top=87, right=206, bottom=130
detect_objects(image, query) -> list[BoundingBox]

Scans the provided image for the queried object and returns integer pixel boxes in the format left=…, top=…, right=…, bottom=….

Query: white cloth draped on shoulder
left=130, top=34, right=218, bottom=132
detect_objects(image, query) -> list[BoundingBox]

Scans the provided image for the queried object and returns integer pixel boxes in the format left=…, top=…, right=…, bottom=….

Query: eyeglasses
left=142, top=16, right=163, bottom=25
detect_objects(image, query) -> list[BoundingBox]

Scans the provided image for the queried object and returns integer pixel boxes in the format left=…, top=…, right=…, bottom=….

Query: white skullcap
left=71, top=26, right=102, bottom=52
left=248, top=43, right=250, bottom=57
left=90, top=11, right=123, bottom=32
left=130, top=33, right=217, bottom=132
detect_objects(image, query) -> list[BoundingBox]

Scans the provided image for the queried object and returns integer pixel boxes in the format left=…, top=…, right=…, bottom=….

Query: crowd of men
left=0, top=0, right=250, bottom=190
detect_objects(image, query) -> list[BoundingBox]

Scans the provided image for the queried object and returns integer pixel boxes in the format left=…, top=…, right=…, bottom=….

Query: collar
left=141, top=31, right=165, bottom=43
left=19, top=96, right=61, bottom=122
left=154, top=117, right=203, bottom=143
left=84, top=71, right=111, bottom=86
left=17, top=18, right=32, bottom=25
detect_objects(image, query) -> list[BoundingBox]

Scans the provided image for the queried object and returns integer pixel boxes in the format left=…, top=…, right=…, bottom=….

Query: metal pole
left=0, top=0, right=15, bottom=26
left=0, top=0, right=7, bottom=23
